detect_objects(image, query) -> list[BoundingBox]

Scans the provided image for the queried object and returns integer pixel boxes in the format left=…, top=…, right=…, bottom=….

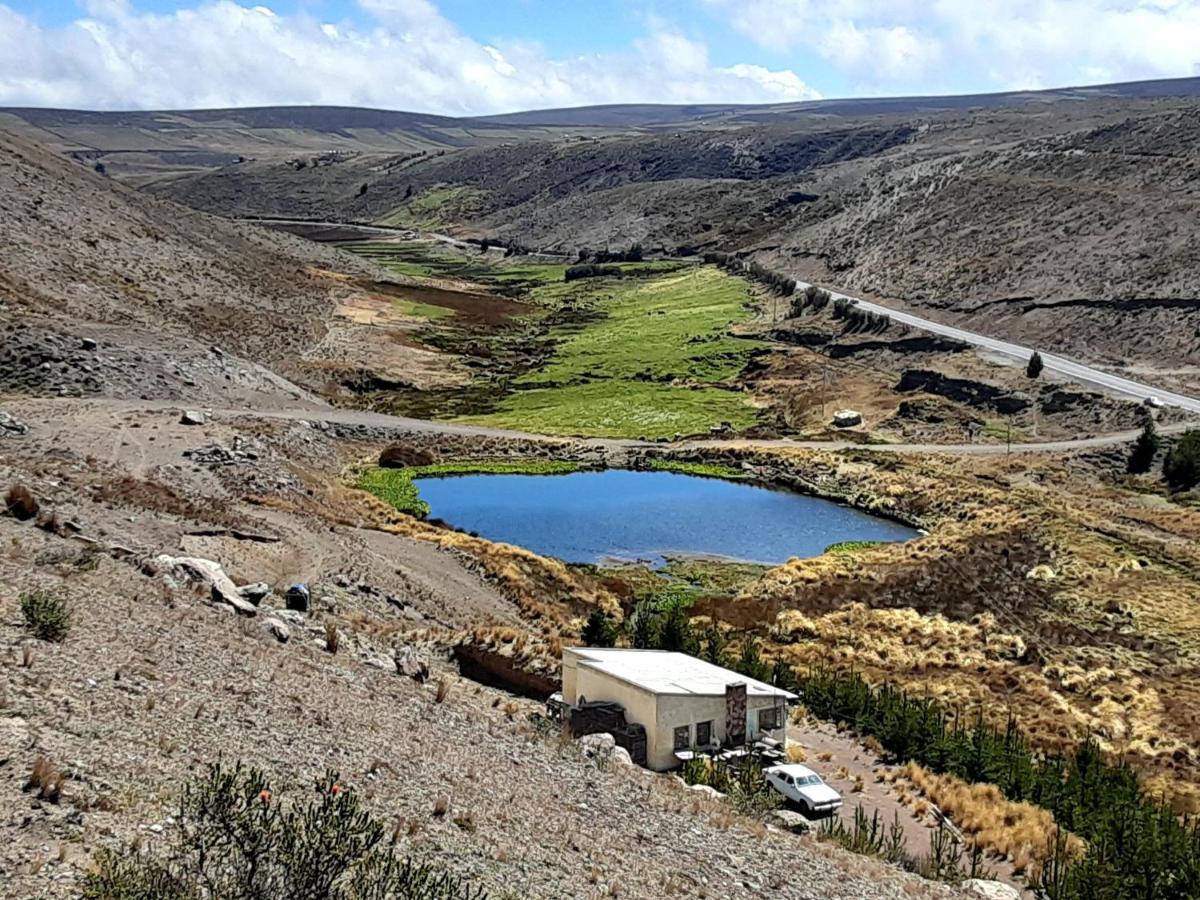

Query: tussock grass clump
left=20, top=590, right=70, bottom=642
left=25, top=756, right=66, bottom=803
left=81, top=762, right=484, bottom=899
left=5, top=483, right=39, bottom=520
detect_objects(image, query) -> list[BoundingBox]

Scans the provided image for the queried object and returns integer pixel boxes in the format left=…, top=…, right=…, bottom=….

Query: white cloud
left=706, top=0, right=1200, bottom=92
left=0, top=1, right=819, bottom=113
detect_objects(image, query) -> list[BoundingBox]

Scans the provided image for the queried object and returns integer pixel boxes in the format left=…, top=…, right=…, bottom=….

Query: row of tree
left=577, top=244, right=645, bottom=263
left=831, top=297, right=891, bottom=334
left=702, top=251, right=797, bottom=297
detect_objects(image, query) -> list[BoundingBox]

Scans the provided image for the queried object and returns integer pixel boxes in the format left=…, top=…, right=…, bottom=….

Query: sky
left=3, top=0, right=1200, bottom=114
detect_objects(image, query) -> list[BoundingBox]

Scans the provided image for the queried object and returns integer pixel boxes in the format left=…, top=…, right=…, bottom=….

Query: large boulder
left=394, top=646, right=429, bottom=683
left=0, top=411, right=28, bottom=437
left=378, top=445, right=435, bottom=468
left=239, top=583, right=271, bottom=606
left=772, top=809, right=812, bottom=834
left=156, top=555, right=258, bottom=616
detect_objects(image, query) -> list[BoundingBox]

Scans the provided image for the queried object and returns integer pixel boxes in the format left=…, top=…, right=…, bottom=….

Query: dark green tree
left=581, top=608, right=617, bottom=647
left=1127, top=418, right=1160, bottom=474
left=701, top=620, right=729, bottom=667
left=1026, top=351, right=1045, bottom=379
left=735, top=637, right=771, bottom=682
left=657, top=605, right=699, bottom=654
left=1163, top=429, right=1200, bottom=491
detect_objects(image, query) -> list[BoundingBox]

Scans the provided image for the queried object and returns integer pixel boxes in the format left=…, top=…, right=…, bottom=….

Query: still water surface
left=413, top=469, right=917, bottom=566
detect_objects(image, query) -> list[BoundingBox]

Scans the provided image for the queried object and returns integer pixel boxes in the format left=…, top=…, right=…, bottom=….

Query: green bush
left=81, top=762, right=485, bottom=900
left=21, top=590, right=69, bottom=642
left=1164, top=430, right=1200, bottom=491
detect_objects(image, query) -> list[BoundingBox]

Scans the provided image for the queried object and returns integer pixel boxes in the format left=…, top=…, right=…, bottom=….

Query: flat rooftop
left=567, top=647, right=798, bottom=700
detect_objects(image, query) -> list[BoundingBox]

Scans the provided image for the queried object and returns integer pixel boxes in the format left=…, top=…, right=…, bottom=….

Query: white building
left=562, top=647, right=797, bottom=771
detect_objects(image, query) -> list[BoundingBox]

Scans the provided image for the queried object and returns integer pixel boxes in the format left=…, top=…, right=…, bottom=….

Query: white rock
left=962, top=880, right=1022, bottom=900
left=688, top=783, right=725, bottom=800
left=578, top=733, right=616, bottom=757
left=263, top=617, right=290, bottom=643
left=155, top=555, right=257, bottom=616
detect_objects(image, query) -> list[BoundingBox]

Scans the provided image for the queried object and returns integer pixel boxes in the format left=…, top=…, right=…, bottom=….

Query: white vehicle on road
left=764, top=764, right=843, bottom=816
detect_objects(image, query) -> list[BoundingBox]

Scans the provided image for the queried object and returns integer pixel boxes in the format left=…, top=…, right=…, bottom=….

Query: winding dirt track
left=61, top=398, right=1195, bottom=456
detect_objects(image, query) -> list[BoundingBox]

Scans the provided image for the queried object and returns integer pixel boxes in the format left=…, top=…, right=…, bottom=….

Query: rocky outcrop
left=896, top=369, right=1031, bottom=414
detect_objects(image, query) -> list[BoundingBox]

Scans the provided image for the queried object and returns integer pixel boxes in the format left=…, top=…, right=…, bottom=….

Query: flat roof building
left=563, top=647, right=797, bottom=771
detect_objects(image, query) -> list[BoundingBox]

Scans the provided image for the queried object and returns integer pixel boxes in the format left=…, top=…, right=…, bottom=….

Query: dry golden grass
left=893, top=762, right=1084, bottom=877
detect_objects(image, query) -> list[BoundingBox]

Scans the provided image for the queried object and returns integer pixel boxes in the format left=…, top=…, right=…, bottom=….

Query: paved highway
left=799, top=282, right=1200, bottom=414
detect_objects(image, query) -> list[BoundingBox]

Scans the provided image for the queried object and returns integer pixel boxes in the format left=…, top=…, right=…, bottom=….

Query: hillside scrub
left=788, top=667, right=1200, bottom=897
left=81, top=762, right=484, bottom=899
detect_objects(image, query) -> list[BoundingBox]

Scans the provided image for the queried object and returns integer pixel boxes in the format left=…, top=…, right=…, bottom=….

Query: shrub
left=581, top=609, right=618, bottom=647
left=5, top=483, right=39, bottom=520
left=1163, top=429, right=1200, bottom=491
left=1026, top=351, right=1044, bottom=379
left=80, top=762, right=485, bottom=900
left=21, top=590, right=69, bottom=642
left=1127, top=419, right=1161, bottom=474
left=564, top=264, right=622, bottom=282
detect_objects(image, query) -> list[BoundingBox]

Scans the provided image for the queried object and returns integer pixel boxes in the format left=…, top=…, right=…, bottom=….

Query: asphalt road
left=802, top=282, right=1200, bottom=414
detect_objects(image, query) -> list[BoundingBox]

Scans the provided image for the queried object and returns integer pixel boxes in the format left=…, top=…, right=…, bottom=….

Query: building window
left=758, top=706, right=783, bottom=731
left=673, top=725, right=691, bottom=751
left=696, top=720, right=713, bottom=746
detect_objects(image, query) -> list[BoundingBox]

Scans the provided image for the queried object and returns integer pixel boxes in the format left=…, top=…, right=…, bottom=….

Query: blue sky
left=3, top=0, right=1200, bottom=112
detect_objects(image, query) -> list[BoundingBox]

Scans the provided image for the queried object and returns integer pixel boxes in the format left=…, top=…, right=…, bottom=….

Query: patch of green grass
left=393, top=297, right=454, bottom=319
left=644, top=459, right=749, bottom=480
left=661, top=558, right=771, bottom=596
left=457, top=266, right=762, bottom=438
left=356, top=459, right=582, bottom=517
left=824, top=540, right=883, bottom=555
left=20, top=590, right=69, bottom=642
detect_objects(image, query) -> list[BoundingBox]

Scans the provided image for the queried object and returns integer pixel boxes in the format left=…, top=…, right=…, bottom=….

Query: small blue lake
left=412, top=469, right=917, bottom=566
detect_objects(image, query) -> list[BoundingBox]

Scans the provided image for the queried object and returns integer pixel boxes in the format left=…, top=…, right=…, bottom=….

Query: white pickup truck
left=764, top=764, right=844, bottom=817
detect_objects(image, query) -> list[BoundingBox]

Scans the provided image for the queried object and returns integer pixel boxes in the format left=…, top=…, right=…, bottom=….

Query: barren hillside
left=145, top=96, right=1200, bottom=378
left=0, top=130, right=470, bottom=403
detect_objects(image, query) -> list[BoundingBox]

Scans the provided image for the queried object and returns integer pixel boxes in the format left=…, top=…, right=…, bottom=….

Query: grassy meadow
left=457, top=265, right=763, bottom=438
left=339, top=240, right=764, bottom=437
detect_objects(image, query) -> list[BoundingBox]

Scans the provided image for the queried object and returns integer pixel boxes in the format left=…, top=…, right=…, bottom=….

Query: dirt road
left=33, top=397, right=1189, bottom=457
